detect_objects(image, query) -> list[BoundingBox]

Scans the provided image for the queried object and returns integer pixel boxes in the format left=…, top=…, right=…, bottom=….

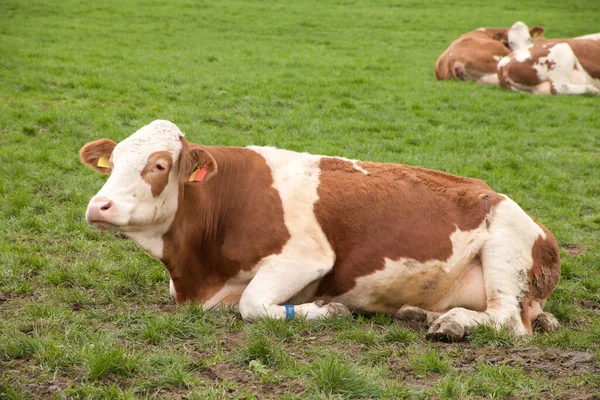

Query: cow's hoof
left=532, top=312, right=560, bottom=332
left=426, top=320, right=466, bottom=342
left=394, top=306, right=429, bottom=331
left=315, top=301, right=351, bottom=317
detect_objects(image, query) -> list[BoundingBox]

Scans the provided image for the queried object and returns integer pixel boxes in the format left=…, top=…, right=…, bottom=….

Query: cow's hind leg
left=427, top=199, right=551, bottom=341
left=239, top=255, right=350, bottom=321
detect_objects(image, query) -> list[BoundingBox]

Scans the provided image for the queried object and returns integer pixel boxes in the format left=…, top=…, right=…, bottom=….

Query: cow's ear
left=180, top=146, right=218, bottom=183
left=80, top=139, right=117, bottom=175
left=529, top=26, right=544, bottom=38
left=492, top=31, right=508, bottom=46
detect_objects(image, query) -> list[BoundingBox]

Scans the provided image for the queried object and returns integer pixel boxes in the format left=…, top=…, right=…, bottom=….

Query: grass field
left=1, top=0, right=600, bottom=398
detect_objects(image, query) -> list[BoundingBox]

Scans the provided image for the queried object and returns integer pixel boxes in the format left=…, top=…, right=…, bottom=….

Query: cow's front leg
left=238, top=255, right=349, bottom=321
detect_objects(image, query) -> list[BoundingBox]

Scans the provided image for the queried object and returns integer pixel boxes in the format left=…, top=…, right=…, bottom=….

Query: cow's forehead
left=113, top=120, right=184, bottom=165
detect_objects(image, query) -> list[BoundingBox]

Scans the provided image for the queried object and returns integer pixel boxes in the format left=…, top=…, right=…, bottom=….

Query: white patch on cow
left=238, top=147, right=337, bottom=321
left=575, top=33, right=600, bottom=40
left=128, top=231, right=168, bottom=259
left=492, top=55, right=503, bottom=62
left=534, top=43, right=600, bottom=95
left=477, top=28, right=485, bottom=32
left=169, top=278, right=176, bottom=302
left=478, top=74, right=500, bottom=85
left=515, top=49, right=532, bottom=62
left=497, top=56, right=511, bottom=69
left=87, top=120, right=184, bottom=258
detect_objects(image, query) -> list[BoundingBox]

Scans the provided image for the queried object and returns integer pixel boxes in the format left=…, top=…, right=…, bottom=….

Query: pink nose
left=87, top=197, right=114, bottom=223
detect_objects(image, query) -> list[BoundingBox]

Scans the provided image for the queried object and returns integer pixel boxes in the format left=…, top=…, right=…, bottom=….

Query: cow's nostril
left=100, top=202, right=112, bottom=211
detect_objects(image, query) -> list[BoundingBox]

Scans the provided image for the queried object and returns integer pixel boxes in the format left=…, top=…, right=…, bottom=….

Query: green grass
left=307, top=352, right=383, bottom=398
left=409, top=348, right=451, bottom=376
left=1, top=0, right=600, bottom=398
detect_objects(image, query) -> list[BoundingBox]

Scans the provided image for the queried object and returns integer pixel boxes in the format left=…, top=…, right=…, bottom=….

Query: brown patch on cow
left=565, top=39, right=600, bottom=79
left=79, top=138, right=117, bottom=174
left=162, top=142, right=291, bottom=303
left=528, top=222, right=561, bottom=302
left=313, top=158, right=504, bottom=297
left=499, top=59, right=543, bottom=89
left=140, top=151, right=173, bottom=197
left=519, top=296, right=534, bottom=333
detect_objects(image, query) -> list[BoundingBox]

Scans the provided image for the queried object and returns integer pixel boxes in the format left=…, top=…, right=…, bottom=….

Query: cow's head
left=80, top=120, right=217, bottom=234
left=501, top=22, right=544, bottom=52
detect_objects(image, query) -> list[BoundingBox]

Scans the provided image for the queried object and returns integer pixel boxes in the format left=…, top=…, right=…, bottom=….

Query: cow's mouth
left=88, top=220, right=120, bottom=231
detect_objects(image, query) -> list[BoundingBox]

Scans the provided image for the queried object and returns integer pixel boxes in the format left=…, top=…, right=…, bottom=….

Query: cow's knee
left=238, top=296, right=274, bottom=321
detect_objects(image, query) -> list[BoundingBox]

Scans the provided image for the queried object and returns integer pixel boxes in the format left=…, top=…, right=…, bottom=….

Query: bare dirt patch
left=562, top=243, right=583, bottom=256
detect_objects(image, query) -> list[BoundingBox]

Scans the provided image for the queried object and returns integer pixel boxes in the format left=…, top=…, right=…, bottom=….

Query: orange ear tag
left=97, top=156, right=110, bottom=168
left=188, top=165, right=207, bottom=182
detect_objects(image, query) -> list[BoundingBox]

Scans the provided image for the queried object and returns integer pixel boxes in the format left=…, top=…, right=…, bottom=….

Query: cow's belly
left=323, top=255, right=487, bottom=315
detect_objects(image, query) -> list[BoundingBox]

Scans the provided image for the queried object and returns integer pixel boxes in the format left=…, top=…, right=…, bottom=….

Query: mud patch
left=453, top=346, right=599, bottom=378
left=562, top=243, right=583, bottom=256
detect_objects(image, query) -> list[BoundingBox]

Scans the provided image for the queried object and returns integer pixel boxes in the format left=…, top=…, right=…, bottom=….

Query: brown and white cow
left=80, top=120, right=561, bottom=341
left=497, top=25, right=600, bottom=95
left=435, top=22, right=544, bottom=84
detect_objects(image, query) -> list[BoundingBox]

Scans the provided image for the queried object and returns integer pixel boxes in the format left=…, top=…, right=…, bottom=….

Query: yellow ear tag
left=188, top=165, right=208, bottom=182
left=97, top=156, right=110, bottom=168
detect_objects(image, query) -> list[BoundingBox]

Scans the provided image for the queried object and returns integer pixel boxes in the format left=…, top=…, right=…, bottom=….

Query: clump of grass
left=543, top=298, right=582, bottom=323
left=532, top=328, right=591, bottom=350
left=134, top=312, right=213, bottom=345
left=409, top=348, right=451, bottom=376
left=305, top=314, right=354, bottom=333
left=62, top=383, right=136, bottom=399
left=0, top=377, right=30, bottom=400
left=0, top=331, right=42, bottom=361
left=435, top=373, right=468, bottom=399
left=468, top=324, right=517, bottom=347
left=369, top=313, right=395, bottom=325
left=82, top=343, right=139, bottom=381
left=237, top=331, right=290, bottom=367
left=33, top=338, right=73, bottom=370
left=144, top=356, right=198, bottom=390
left=361, top=346, right=393, bottom=366
left=338, top=327, right=378, bottom=345
left=466, top=360, right=548, bottom=398
left=253, top=316, right=304, bottom=341
left=381, top=326, right=420, bottom=345
left=308, top=353, right=383, bottom=398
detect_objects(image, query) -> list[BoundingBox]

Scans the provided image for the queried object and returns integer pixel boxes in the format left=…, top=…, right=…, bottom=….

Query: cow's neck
left=126, top=218, right=174, bottom=259
left=160, top=147, right=260, bottom=301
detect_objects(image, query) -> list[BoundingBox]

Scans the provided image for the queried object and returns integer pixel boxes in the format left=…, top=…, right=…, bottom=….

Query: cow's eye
left=156, top=164, right=165, bottom=171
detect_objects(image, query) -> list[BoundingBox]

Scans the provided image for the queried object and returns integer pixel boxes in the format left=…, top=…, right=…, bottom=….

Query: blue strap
left=283, top=304, right=295, bottom=319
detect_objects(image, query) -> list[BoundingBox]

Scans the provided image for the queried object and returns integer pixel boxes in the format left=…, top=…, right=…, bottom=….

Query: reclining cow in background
left=497, top=24, right=600, bottom=95
left=80, top=120, right=561, bottom=341
left=435, top=22, right=544, bottom=84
